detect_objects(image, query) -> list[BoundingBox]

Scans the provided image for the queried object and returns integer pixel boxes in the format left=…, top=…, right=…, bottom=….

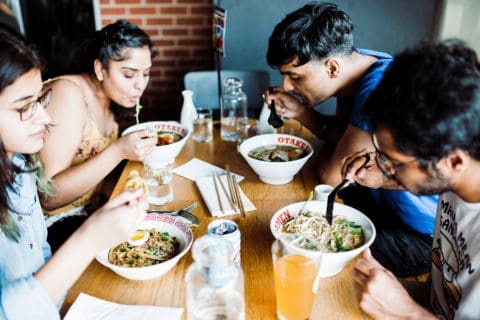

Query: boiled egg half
left=128, top=230, right=150, bottom=246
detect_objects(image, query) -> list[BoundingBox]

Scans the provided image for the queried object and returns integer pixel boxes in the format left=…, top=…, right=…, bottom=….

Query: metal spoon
left=267, top=87, right=284, bottom=128
left=325, top=153, right=371, bottom=225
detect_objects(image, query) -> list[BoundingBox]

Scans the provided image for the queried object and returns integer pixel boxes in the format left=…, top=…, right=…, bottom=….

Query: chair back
left=184, top=70, right=270, bottom=117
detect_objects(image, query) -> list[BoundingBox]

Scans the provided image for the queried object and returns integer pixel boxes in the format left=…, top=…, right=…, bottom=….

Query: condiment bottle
left=181, top=90, right=197, bottom=132
left=185, top=235, right=245, bottom=320
left=220, top=78, right=248, bottom=141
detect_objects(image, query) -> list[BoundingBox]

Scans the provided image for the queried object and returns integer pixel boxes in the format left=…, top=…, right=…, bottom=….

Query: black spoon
left=267, top=87, right=284, bottom=128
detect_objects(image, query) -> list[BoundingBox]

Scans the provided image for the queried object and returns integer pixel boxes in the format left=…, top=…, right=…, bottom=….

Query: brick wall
left=99, top=0, right=214, bottom=121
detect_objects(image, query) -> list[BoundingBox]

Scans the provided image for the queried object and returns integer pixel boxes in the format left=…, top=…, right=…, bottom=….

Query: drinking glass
left=192, top=108, right=213, bottom=142
left=236, top=118, right=257, bottom=151
left=272, top=240, right=320, bottom=320
left=143, top=160, right=173, bottom=205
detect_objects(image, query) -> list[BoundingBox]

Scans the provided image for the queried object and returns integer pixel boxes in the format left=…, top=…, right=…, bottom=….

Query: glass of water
left=192, top=108, right=213, bottom=142
left=143, top=160, right=173, bottom=205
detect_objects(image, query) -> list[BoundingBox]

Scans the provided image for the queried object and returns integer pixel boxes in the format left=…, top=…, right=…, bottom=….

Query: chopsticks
left=212, top=166, right=247, bottom=218
left=212, top=172, right=227, bottom=214
left=226, top=165, right=246, bottom=218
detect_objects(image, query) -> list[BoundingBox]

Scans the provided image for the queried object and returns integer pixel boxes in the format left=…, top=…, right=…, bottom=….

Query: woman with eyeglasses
left=38, top=20, right=157, bottom=251
left=0, top=28, right=147, bottom=319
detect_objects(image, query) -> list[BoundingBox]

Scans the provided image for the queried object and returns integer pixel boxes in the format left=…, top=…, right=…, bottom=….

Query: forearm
left=41, top=143, right=124, bottom=210
left=34, top=221, right=97, bottom=304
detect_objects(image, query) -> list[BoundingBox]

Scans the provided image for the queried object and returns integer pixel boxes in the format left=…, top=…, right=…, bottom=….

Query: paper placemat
left=196, top=175, right=256, bottom=217
left=64, top=293, right=183, bottom=320
left=173, top=158, right=243, bottom=182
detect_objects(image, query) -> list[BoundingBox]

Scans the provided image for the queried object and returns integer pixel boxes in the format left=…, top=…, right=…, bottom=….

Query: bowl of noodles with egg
left=238, top=133, right=314, bottom=185
left=122, top=121, right=190, bottom=162
left=270, top=200, right=376, bottom=277
left=96, top=213, right=193, bottom=281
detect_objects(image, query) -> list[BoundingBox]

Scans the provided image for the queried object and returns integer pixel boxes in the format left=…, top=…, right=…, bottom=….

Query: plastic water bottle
left=220, top=78, right=247, bottom=141
left=181, top=90, right=197, bottom=132
left=185, top=235, right=245, bottom=320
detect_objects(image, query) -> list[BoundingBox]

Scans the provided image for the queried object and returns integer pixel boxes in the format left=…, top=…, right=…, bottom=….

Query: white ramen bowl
left=270, top=201, right=376, bottom=277
left=96, top=213, right=193, bottom=281
left=238, top=134, right=314, bottom=185
left=122, top=121, right=190, bottom=162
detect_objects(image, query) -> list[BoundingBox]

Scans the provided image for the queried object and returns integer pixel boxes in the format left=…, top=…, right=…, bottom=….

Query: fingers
left=341, top=149, right=368, bottom=179
left=103, top=189, right=144, bottom=209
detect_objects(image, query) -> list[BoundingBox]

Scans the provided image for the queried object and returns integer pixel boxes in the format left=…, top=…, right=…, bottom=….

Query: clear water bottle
left=220, top=78, right=248, bottom=141
left=185, top=235, right=245, bottom=320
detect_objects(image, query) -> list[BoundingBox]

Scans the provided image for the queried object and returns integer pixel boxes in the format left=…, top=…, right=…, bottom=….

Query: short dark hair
left=266, top=1, right=354, bottom=68
left=365, top=40, right=480, bottom=162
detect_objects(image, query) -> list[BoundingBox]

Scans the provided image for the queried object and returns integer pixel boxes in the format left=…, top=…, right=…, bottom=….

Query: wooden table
left=60, top=125, right=368, bottom=320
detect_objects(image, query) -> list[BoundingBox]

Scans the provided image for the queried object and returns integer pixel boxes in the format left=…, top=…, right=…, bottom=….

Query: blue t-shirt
left=340, top=48, right=438, bottom=235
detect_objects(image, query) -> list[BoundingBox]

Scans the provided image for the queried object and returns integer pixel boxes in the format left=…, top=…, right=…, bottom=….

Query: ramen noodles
left=248, top=144, right=306, bottom=162
left=157, top=132, right=183, bottom=145
left=280, top=213, right=364, bottom=252
left=108, top=229, right=179, bottom=267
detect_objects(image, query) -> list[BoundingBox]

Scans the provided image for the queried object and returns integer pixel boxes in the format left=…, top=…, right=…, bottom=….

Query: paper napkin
left=173, top=158, right=243, bottom=182
left=64, top=293, right=183, bottom=320
left=195, top=175, right=256, bottom=217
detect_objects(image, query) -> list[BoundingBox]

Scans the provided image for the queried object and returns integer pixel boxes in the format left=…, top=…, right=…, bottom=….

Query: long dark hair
left=70, top=19, right=155, bottom=123
left=0, top=27, right=44, bottom=240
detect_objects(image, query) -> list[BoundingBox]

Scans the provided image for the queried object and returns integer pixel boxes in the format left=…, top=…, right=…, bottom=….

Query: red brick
left=164, top=49, right=190, bottom=57
left=101, top=7, right=126, bottom=15
left=153, top=39, right=175, bottom=46
left=129, top=7, right=157, bottom=15
left=160, top=7, right=188, bottom=15
left=178, top=39, right=207, bottom=46
left=191, top=6, right=213, bottom=15
left=177, top=17, right=204, bottom=25
left=163, top=29, right=189, bottom=36
left=145, top=18, right=173, bottom=25
left=114, top=0, right=142, bottom=4
left=145, top=0, right=173, bottom=3
left=178, top=0, right=210, bottom=3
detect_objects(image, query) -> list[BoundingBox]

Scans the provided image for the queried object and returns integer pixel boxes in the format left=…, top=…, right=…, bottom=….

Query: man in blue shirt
left=264, top=1, right=437, bottom=276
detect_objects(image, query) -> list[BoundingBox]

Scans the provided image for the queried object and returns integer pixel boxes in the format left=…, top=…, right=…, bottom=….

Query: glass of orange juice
left=272, top=240, right=320, bottom=320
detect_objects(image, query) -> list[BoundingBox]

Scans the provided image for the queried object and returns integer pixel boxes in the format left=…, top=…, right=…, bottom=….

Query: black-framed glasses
left=371, top=134, right=417, bottom=178
left=18, top=88, right=52, bottom=121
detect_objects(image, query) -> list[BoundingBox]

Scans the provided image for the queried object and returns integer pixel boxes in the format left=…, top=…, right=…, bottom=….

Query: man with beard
left=265, top=1, right=437, bottom=277
left=343, top=40, right=480, bottom=319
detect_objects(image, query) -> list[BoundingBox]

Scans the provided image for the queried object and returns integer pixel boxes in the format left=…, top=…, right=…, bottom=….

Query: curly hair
left=365, top=40, right=480, bottom=162
left=266, top=1, right=355, bottom=68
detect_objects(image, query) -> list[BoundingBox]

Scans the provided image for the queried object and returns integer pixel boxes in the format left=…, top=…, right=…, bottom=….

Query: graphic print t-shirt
left=430, top=192, right=480, bottom=319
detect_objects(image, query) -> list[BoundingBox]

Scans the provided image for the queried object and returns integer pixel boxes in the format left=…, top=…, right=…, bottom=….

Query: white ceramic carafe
left=180, top=90, right=197, bottom=132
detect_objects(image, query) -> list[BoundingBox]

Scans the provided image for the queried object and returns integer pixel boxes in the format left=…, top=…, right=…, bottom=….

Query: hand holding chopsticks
left=326, top=153, right=371, bottom=225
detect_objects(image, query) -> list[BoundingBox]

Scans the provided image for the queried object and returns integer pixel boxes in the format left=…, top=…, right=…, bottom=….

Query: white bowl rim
left=96, top=214, right=194, bottom=272
left=239, top=133, right=314, bottom=163
left=270, top=200, right=376, bottom=256
left=122, top=121, right=191, bottom=139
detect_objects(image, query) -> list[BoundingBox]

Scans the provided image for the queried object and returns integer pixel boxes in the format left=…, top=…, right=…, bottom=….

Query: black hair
left=0, top=27, right=44, bottom=240
left=70, top=19, right=155, bottom=74
left=266, top=1, right=354, bottom=68
left=365, top=40, right=480, bottom=162
left=70, top=19, right=155, bottom=123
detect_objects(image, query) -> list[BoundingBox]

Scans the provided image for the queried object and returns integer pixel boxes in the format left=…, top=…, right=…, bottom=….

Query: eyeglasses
left=18, top=88, right=52, bottom=121
left=371, top=134, right=417, bottom=178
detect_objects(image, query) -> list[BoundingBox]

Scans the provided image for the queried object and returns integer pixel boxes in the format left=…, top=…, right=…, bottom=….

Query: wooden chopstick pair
left=212, top=167, right=246, bottom=218
left=226, top=165, right=246, bottom=218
